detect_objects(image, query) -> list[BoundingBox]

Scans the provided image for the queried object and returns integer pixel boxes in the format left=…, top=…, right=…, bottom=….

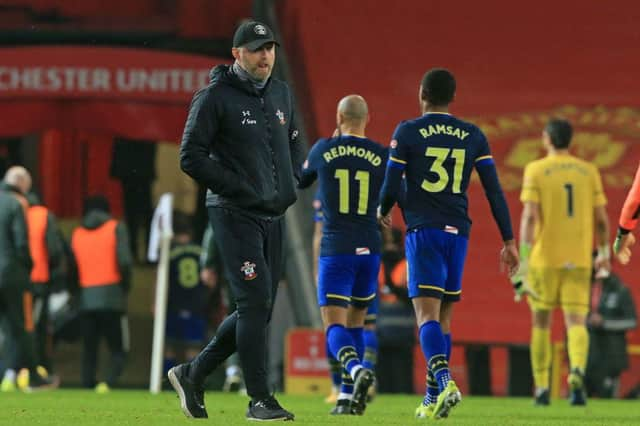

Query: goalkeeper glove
left=510, top=242, right=538, bottom=302
left=613, top=228, right=636, bottom=265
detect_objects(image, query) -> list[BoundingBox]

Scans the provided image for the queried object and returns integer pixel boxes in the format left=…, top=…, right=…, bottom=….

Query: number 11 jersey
left=389, top=112, right=491, bottom=237
left=303, top=135, right=388, bottom=256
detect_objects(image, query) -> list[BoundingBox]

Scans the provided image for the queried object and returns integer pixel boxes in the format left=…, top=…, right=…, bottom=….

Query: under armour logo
left=242, top=110, right=251, bottom=117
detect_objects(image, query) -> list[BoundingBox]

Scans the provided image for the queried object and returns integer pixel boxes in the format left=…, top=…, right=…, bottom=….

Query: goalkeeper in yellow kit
left=512, top=119, right=610, bottom=406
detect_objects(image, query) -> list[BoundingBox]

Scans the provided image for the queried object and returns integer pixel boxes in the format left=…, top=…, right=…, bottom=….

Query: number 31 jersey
left=304, top=135, right=388, bottom=256
left=521, top=154, right=607, bottom=269
left=389, top=112, right=491, bottom=237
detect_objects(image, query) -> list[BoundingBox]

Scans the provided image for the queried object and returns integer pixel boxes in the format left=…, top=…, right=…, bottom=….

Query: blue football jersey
left=389, top=113, right=492, bottom=236
left=302, top=135, right=388, bottom=256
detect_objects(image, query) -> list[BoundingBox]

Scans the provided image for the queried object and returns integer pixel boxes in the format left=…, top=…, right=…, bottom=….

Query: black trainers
left=330, top=399, right=355, bottom=415
left=26, top=371, right=60, bottom=392
left=168, top=364, right=208, bottom=418
left=246, top=395, right=294, bottom=421
left=350, top=368, right=375, bottom=415
left=534, top=388, right=550, bottom=406
left=568, top=368, right=587, bottom=406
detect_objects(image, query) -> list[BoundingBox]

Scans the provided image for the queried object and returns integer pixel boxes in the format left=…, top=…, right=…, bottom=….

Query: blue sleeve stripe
left=475, top=157, right=495, bottom=167
left=387, top=160, right=406, bottom=170
left=389, top=156, right=407, bottom=164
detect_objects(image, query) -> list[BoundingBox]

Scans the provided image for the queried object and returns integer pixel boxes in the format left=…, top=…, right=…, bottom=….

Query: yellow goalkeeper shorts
left=527, top=267, right=591, bottom=314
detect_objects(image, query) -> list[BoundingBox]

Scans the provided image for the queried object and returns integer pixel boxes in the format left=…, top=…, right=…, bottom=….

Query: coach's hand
left=500, top=240, right=519, bottom=277
left=377, top=207, right=392, bottom=228
left=613, top=230, right=636, bottom=265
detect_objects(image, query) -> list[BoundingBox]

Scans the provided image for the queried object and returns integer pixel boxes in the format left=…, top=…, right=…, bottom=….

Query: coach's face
left=233, top=42, right=276, bottom=81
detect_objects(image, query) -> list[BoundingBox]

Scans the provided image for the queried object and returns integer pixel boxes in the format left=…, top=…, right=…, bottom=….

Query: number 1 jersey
left=304, top=135, right=388, bottom=256
left=389, top=112, right=491, bottom=236
left=521, top=154, right=607, bottom=269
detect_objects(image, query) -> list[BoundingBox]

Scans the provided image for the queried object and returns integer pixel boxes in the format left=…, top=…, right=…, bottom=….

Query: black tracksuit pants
left=31, top=284, right=51, bottom=371
left=189, top=207, right=284, bottom=401
left=81, top=310, right=129, bottom=388
left=0, top=285, right=36, bottom=373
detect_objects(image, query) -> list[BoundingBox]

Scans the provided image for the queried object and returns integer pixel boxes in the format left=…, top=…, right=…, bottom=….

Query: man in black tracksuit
left=586, top=273, right=637, bottom=398
left=169, top=20, right=304, bottom=421
left=0, top=185, right=34, bottom=388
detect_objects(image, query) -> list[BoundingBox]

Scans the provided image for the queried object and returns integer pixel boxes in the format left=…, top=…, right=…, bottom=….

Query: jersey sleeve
left=520, top=163, right=540, bottom=203
left=388, top=123, right=409, bottom=168
left=298, top=140, right=322, bottom=189
left=379, top=125, right=409, bottom=216
left=591, top=165, right=607, bottom=207
left=473, top=131, right=515, bottom=241
left=473, top=130, right=493, bottom=164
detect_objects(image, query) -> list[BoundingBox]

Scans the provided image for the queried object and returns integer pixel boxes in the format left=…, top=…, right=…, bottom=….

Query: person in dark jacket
left=70, top=195, right=132, bottom=392
left=26, top=192, right=64, bottom=372
left=586, top=272, right=637, bottom=398
left=0, top=167, right=57, bottom=391
left=0, top=183, right=34, bottom=391
left=110, top=138, right=157, bottom=262
left=170, top=20, right=303, bottom=421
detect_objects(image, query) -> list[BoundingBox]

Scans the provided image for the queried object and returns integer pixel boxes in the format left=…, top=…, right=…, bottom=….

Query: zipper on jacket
left=261, top=96, right=279, bottom=192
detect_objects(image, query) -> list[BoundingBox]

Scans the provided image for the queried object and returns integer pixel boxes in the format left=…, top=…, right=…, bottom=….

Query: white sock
left=3, top=369, right=16, bottom=382
left=338, top=392, right=352, bottom=401
left=349, top=365, right=362, bottom=380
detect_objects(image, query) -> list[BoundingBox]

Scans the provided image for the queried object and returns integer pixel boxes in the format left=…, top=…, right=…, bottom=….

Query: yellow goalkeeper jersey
left=520, top=153, right=607, bottom=269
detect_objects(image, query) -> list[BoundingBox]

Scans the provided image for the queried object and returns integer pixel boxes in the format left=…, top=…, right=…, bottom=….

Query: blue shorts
left=318, top=254, right=380, bottom=308
left=405, top=227, right=468, bottom=302
left=165, top=311, right=207, bottom=345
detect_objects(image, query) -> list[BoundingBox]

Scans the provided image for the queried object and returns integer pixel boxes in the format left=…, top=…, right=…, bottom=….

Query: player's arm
left=509, top=162, right=539, bottom=300
left=587, top=166, right=611, bottom=273
left=10, top=201, right=33, bottom=272
left=474, top=152, right=518, bottom=276
left=179, top=89, right=254, bottom=197
left=614, top=163, right=640, bottom=264
left=594, top=205, right=611, bottom=274
left=297, top=142, right=320, bottom=189
left=378, top=166, right=403, bottom=225
left=378, top=128, right=407, bottom=226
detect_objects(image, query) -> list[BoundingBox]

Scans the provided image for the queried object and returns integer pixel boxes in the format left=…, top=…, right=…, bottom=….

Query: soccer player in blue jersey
left=377, top=69, right=519, bottom=419
left=311, top=190, right=343, bottom=404
left=299, top=95, right=387, bottom=415
left=312, top=191, right=380, bottom=406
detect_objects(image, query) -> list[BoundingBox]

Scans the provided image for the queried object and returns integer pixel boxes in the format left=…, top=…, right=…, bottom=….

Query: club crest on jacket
left=241, top=261, right=257, bottom=280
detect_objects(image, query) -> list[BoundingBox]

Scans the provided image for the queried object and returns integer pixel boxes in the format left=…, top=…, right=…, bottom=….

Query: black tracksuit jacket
left=180, top=65, right=304, bottom=218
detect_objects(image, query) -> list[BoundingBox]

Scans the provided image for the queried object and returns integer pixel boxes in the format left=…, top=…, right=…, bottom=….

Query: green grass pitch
left=1, top=390, right=639, bottom=425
